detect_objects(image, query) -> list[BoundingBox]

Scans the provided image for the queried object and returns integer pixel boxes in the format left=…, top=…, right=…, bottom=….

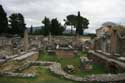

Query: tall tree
left=42, top=17, right=64, bottom=35
left=42, top=16, right=51, bottom=35
left=9, top=13, right=26, bottom=37
left=50, top=18, right=65, bottom=35
left=76, top=11, right=89, bottom=35
left=65, top=11, right=89, bottom=35
left=0, top=5, right=8, bottom=34
left=64, top=15, right=76, bottom=34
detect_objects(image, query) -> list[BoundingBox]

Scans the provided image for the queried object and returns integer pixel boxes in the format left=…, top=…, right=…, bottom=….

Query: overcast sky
left=0, top=0, right=125, bottom=33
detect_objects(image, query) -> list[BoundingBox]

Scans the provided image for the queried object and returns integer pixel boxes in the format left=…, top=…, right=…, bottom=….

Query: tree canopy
left=0, top=5, right=89, bottom=36
left=9, top=13, right=26, bottom=37
left=65, top=11, right=89, bottom=35
left=50, top=18, right=65, bottom=35
left=42, top=17, right=65, bottom=35
left=0, top=5, right=8, bottom=34
left=42, top=17, right=51, bottom=35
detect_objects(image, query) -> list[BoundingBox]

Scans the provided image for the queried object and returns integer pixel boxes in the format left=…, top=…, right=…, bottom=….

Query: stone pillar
left=38, top=40, right=41, bottom=49
left=75, top=34, right=80, bottom=48
left=49, top=32, right=52, bottom=45
left=111, top=30, right=117, bottom=55
left=24, top=30, right=29, bottom=52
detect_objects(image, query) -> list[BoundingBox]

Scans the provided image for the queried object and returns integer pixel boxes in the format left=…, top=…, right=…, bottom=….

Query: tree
left=42, top=17, right=65, bottom=35
left=50, top=18, right=65, bottom=35
left=9, top=13, right=26, bottom=37
left=76, top=11, right=89, bottom=35
left=64, top=15, right=76, bottom=34
left=42, top=16, right=51, bottom=35
left=65, top=11, right=89, bottom=35
left=0, top=5, right=8, bottom=34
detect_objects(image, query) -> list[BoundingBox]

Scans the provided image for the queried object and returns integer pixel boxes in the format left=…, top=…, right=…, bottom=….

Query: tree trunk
left=76, top=28, right=83, bottom=35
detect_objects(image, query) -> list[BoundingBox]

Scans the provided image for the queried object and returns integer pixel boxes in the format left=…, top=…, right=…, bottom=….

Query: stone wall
left=88, top=50, right=125, bottom=73
left=0, top=72, right=35, bottom=78
left=0, top=36, right=90, bottom=56
left=55, top=49, right=77, bottom=58
left=0, top=51, right=39, bottom=72
left=28, top=35, right=90, bottom=48
left=28, top=61, right=125, bottom=82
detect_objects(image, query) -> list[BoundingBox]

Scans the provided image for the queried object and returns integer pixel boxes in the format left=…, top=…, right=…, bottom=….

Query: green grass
left=74, top=63, right=107, bottom=77
left=39, top=51, right=87, bottom=67
left=39, top=53, right=59, bottom=62
left=39, top=51, right=106, bottom=77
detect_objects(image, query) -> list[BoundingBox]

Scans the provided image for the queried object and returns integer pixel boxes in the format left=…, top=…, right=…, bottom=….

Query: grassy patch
left=39, top=51, right=106, bottom=77
left=74, top=63, right=107, bottom=77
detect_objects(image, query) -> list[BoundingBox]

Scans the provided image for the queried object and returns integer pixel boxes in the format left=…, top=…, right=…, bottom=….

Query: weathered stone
left=0, top=72, right=36, bottom=78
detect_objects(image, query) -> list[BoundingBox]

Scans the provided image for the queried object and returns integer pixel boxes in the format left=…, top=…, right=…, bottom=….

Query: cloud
left=0, top=0, right=125, bottom=33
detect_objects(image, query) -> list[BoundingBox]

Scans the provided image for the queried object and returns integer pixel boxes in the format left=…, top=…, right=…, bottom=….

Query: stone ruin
left=55, top=44, right=78, bottom=58
left=80, top=56, right=93, bottom=71
left=0, top=32, right=125, bottom=82
left=64, top=65, right=75, bottom=73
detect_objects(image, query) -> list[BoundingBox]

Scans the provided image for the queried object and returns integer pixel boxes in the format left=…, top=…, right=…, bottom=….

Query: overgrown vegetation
left=39, top=51, right=106, bottom=77
left=0, top=51, right=107, bottom=83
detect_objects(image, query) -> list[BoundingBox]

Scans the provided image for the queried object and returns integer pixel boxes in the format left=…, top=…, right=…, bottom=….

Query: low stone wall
left=14, top=62, right=32, bottom=72
left=13, top=51, right=38, bottom=61
left=0, top=72, right=35, bottom=78
left=0, top=51, right=39, bottom=72
left=0, top=60, right=125, bottom=82
left=30, top=61, right=125, bottom=82
left=88, top=50, right=125, bottom=73
left=55, top=50, right=76, bottom=58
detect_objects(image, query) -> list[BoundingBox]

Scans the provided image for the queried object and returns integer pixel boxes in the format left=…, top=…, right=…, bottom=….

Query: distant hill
left=63, top=29, right=76, bottom=34
left=27, top=26, right=42, bottom=33
left=27, top=26, right=94, bottom=35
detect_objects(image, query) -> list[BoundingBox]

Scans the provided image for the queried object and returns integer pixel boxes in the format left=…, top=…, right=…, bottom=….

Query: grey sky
left=0, top=0, right=125, bottom=33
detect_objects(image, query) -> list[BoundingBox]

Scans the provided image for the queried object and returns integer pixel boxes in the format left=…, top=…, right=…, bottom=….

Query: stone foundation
left=55, top=49, right=77, bottom=58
